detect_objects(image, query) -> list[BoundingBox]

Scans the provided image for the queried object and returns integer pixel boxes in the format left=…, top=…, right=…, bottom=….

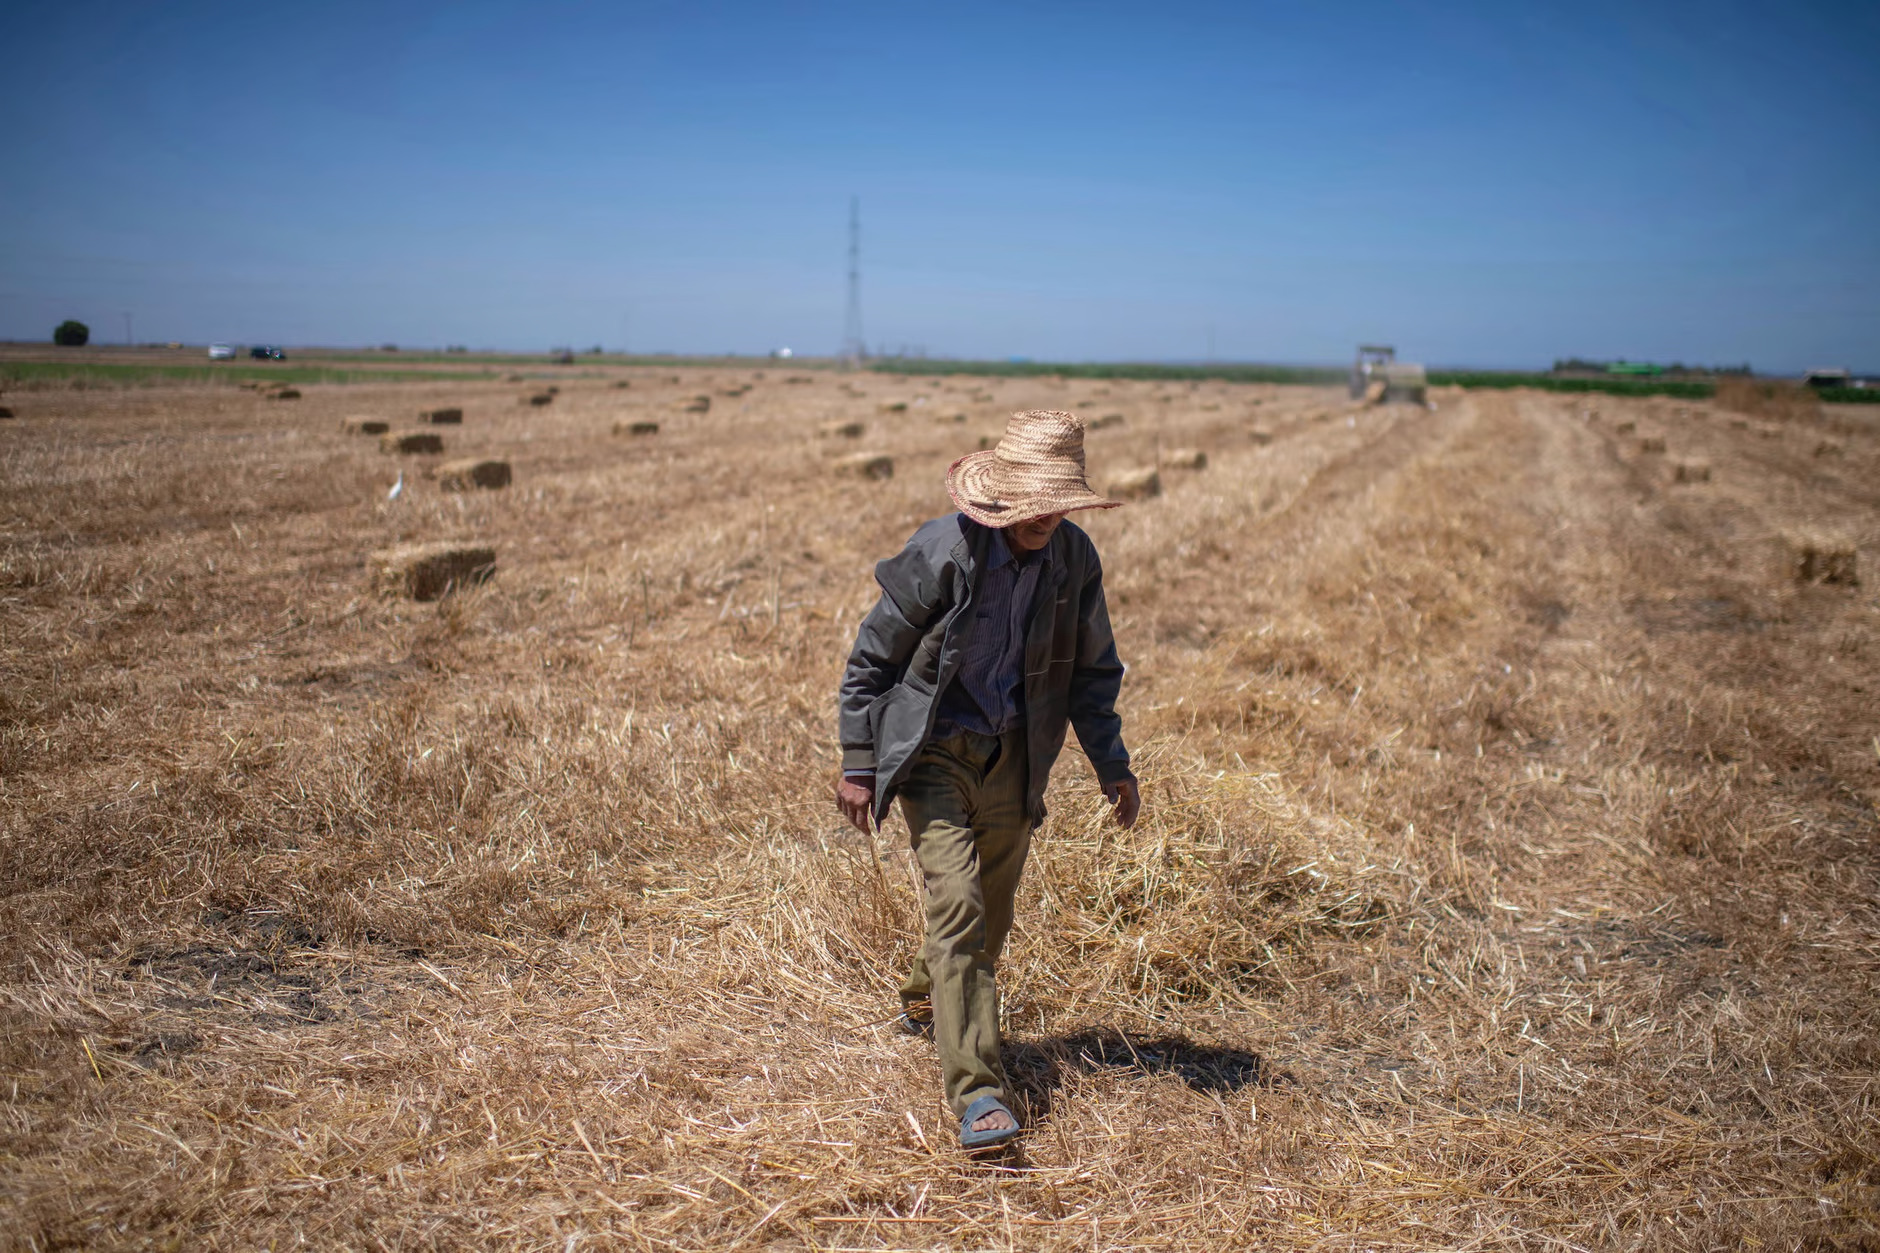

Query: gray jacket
left=838, top=513, right=1132, bottom=825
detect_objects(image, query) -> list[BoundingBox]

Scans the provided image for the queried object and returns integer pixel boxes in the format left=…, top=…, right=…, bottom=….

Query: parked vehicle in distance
left=207, top=344, right=236, bottom=360
left=249, top=345, right=285, bottom=360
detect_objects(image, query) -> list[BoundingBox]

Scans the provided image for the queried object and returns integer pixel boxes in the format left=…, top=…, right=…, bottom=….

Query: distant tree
left=53, top=320, right=89, bottom=346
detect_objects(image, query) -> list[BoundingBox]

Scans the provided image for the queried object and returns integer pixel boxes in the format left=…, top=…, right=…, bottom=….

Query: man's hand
left=1102, top=776, right=1141, bottom=829
left=837, top=772, right=876, bottom=834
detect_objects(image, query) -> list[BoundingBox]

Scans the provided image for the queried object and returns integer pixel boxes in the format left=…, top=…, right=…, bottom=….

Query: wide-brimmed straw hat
left=945, top=410, right=1121, bottom=528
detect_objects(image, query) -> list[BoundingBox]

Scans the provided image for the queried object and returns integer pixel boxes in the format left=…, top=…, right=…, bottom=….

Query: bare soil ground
left=1, top=365, right=1876, bottom=1250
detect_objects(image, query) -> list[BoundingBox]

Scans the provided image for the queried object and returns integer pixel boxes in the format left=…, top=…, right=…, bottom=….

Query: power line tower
left=841, top=195, right=865, bottom=367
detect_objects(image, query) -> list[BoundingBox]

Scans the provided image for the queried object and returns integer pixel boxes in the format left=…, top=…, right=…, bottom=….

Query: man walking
left=835, top=410, right=1141, bottom=1150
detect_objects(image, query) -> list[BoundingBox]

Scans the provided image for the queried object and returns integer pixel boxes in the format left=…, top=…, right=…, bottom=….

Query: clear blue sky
left=3, top=1, right=1875, bottom=371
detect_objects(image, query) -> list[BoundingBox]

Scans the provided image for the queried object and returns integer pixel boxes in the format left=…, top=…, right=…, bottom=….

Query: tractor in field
left=1350, top=344, right=1428, bottom=405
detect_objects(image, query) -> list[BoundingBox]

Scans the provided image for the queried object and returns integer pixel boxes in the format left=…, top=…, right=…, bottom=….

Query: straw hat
left=945, top=410, right=1121, bottom=528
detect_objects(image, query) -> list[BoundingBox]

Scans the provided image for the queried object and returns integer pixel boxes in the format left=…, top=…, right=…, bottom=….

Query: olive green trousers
left=895, top=727, right=1032, bottom=1119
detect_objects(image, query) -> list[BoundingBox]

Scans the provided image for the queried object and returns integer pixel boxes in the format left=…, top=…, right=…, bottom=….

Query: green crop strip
left=1425, top=371, right=1717, bottom=400
left=867, top=359, right=1344, bottom=386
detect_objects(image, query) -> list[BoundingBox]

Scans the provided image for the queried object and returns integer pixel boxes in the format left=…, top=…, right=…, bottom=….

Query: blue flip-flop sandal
left=959, top=1095, right=1022, bottom=1149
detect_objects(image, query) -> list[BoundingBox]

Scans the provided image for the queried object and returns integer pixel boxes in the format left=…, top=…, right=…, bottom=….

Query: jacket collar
left=960, top=514, right=1056, bottom=576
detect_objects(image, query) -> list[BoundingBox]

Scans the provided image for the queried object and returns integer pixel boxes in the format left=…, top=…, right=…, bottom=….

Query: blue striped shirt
left=930, top=531, right=1051, bottom=740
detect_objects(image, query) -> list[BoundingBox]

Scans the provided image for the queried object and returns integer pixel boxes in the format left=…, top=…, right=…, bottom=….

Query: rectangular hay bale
left=1637, top=435, right=1666, bottom=454
left=819, top=420, right=865, bottom=439
left=342, top=416, right=389, bottom=435
left=614, top=420, right=660, bottom=436
left=381, top=431, right=444, bottom=454
left=1672, top=460, right=1711, bottom=483
left=1106, top=467, right=1162, bottom=500
left=436, top=458, right=511, bottom=491
left=525, top=393, right=553, bottom=406
left=423, top=407, right=463, bottom=424
left=371, top=542, right=496, bottom=601
left=1790, top=535, right=1859, bottom=587
left=1248, top=428, right=1274, bottom=445
left=1163, top=448, right=1208, bottom=471
left=834, top=452, right=894, bottom=481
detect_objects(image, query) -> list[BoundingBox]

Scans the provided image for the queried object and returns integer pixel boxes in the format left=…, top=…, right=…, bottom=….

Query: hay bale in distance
left=525, top=392, right=553, bottom=406
left=1815, top=440, right=1845, bottom=458
left=1614, top=420, right=1637, bottom=435
left=1248, top=428, right=1274, bottom=445
left=372, top=542, right=496, bottom=601
left=1163, top=448, right=1208, bottom=471
left=819, top=420, right=865, bottom=439
left=1107, top=467, right=1162, bottom=500
left=1672, top=460, right=1711, bottom=483
left=0, top=406, right=14, bottom=419
left=1637, top=435, right=1667, bottom=454
left=1790, top=535, right=1859, bottom=586
left=834, top=452, right=894, bottom=481
left=341, top=416, right=390, bottom=435
left=683, top=396, right=711, bottom=413
left=436, top=458, right=512, bottom=491
left=612, top=380, right=632, bottom=389
left=877, top=402, right=908, bottom=414
left=269, top=388, right=301, bottom=400
left=614, top=420, right=660, bottom=437
left=423, top=407, right=463, bottom=425
left=1087, top=413, right=1126, bottom=430
left=381, top=431, right=444, bottom=455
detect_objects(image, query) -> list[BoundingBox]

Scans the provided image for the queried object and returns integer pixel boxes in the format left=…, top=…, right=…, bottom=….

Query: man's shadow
left=1001, top=1028, right=1282, bottom=1125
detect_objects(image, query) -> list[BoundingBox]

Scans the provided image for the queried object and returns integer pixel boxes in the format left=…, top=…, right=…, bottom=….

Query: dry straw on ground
left=1714, top=376, right=1823, bottom=425
left=0, top=366, right=1876, bottom=1250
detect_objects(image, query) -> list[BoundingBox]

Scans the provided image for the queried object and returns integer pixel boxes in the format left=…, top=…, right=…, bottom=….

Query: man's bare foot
left=959, top=1095, right=1021, bottom=1147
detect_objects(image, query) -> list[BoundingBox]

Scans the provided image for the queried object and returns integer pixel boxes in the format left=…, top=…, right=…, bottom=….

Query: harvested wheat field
left=1, top=364, right=1877, bottom=1250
